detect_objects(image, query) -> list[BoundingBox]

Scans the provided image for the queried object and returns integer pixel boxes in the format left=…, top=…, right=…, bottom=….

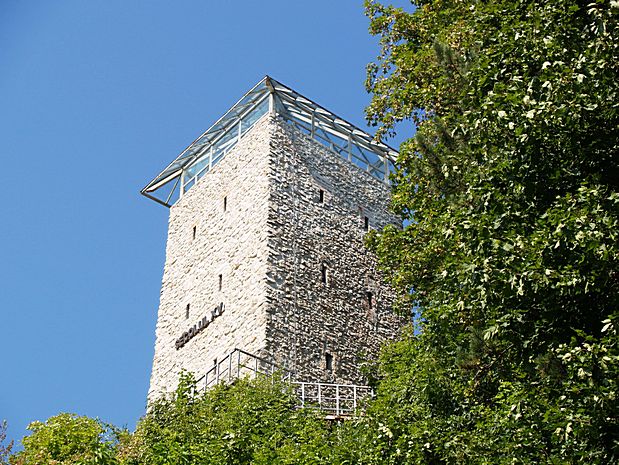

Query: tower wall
left=148, top=117, right=274, bottom=400
left=265, top=117, right=403, bottom=383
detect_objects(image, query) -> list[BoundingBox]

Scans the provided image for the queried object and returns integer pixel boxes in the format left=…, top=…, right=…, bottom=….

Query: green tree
left=363, top=0, right=619, bottom=462
left=1, top=421, right=13, bottom=465
left=118, top=374, right=338, bottom=465
left=10, top=413, right=118, bottom=465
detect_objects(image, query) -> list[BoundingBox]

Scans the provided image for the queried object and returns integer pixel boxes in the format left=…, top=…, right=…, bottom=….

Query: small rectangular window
left=223, top=196, right=227, bottom=212
left=321, top=264, right=328, bottom=285
left=185, top=303, right=190, bottom=319
left=319, top=189, right=324, bottom=203
left=192, top=225, right=197, bottom=240
left=325, top=353, right=333, bottom=371
left=364, top=216, right=369, bottom=231
left=218, top=274, right=223, bottom=291
left=366, top=291, right=373, bottom=309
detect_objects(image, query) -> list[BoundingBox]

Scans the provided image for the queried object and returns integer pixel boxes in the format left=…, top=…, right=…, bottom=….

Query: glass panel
left=297, top=122, right=311, bottom=136
left=183, top=177, right=195, bottom=193
left=365, top=160, right=384, bottom=180
left=212, top=122, right=239, bottom=161
left=241, top=97, right=269, bottom=135
left=352, top=157, right=367, bottom=171
left=185, top=155, right=209, bottom=180
left=362, top=146, right=383, bottom=169
left=196, top=164, right=209, bottom=183
left=314, top=126, right=347, bottom=153
left=209, top=149, right=225, bottom=168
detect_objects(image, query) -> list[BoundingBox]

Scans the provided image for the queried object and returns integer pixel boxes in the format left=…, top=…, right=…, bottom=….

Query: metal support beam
left=347, top=135, right=352, bottom=162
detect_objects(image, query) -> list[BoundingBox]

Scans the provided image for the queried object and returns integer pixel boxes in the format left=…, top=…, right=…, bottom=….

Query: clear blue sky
left=0, top=0, right=411, bottom=446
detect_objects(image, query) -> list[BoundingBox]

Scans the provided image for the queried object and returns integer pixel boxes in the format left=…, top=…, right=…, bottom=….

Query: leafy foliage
left=9, top=413, right=118, bottom=465
left=116, top=374, right=338, bottom=465
left=1, top=421, right=13, bottom=465
left=364, top=0, right=619, bottom=462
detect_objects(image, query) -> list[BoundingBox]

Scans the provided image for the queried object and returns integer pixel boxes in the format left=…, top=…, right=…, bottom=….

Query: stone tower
left=142, top=77, right=403, bottom=400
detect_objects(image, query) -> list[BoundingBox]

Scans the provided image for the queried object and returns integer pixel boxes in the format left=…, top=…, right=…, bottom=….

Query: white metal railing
left=194, top=348, right=374, bottom=418
left=195, top=348, right=293, bottom=391
left=293, top=381, right=374, bottom=417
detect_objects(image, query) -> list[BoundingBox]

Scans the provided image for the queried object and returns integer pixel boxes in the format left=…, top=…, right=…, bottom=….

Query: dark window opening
left=218, top=274, right=223, bottom=291
left=364, top=216, right=369, bottom=231
left=223, top=196, right=227, bottom=212
left=185, top=303, right=190, bottom=319
left=325, top=353, right=333, bottom=371
left=192, top=225, right=197, bottom=240
left=319, top=189, right=324, bottom=203
left=321, top=264, right=328, bottom=285
left=366, top=291, right=374, bottom=309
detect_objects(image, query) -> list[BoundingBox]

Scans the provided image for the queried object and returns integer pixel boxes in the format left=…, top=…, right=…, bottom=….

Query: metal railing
left=194, top=348, right=374, bottom=418
left=195, top=348, right=293, bottom=391
left=293, top=381, right=374, bottom=418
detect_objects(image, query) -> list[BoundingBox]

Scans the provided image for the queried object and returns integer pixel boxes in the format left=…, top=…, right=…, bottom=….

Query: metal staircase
left=194, top=348, right=374, bottom=418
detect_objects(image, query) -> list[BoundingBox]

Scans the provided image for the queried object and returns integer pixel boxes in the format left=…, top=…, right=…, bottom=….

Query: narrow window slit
left=223, top=196, right=227, bottom=212
left=364, top=216, right=369, bottom=231
left=192, top=225, right=197, bottom=240
left=218, top=274, right=223, bottom=291
left=366, top=291, right=373, bottom=309
left=319, top=189, right=324, bottom=203
left=185, top=303, right=190, bottom=319
left=320, top=264, right=328, bottom=285
left=325, top=353, right=333, bottom=371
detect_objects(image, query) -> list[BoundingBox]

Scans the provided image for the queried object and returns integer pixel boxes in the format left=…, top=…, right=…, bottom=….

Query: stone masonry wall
left=148, top=114, right=404, bottom=399
left=264, top=117, right=404, bottom=384
left=148, top=116, right=274, bottom=400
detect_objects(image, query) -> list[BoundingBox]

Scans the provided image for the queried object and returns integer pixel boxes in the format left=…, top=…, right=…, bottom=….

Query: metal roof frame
left=141, top=76, right=398, bottom=207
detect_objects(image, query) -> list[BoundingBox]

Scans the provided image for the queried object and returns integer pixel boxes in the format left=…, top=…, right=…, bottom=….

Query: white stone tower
left=142, top=77, right=403, bottom=400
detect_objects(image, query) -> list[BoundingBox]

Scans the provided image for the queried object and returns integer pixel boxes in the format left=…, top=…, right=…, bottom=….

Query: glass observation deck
left=141, top=76, right=398, bottom=207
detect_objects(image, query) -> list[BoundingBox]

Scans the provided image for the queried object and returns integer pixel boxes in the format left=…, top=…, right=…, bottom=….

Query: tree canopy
left=364, top=0, right=618, bottom=462
left=1, top=422, right=13, bottom=465
left=116, top=375, right=337, bottom=465
left=9, top=414, right=117, bottom=465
